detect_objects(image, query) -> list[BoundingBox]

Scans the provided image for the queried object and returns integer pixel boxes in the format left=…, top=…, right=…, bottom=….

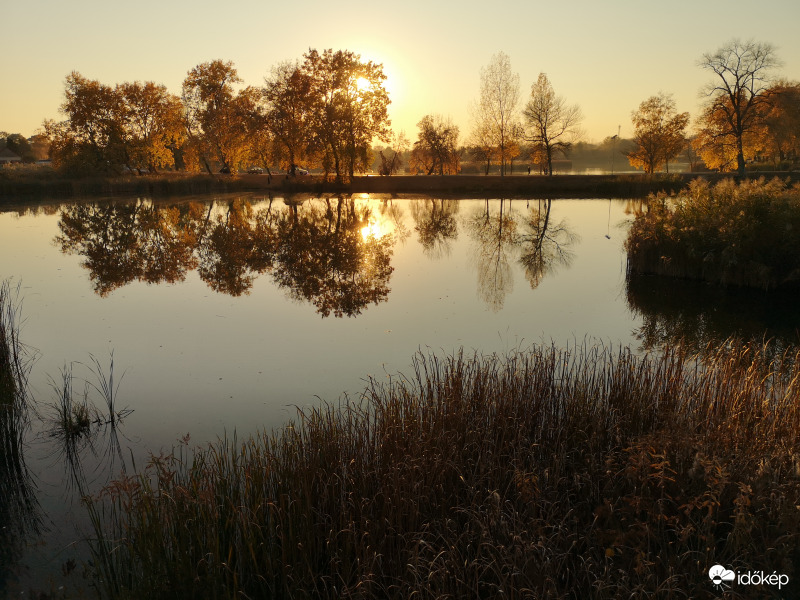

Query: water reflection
left=410, top=199, right=460, bottom=259
left=518, top=199, right=578, bottom=290
left=270, top=198, right=395, bottom=317
left=57, top=197, right=399, bottom=317
left=0, top=282, right=43, bottom=593
left=57, top=200, right=199, bottom=296
left=626, top=272, right=800, bottom=351
left=196, top=199, right=271, bottom=296
left=465, top=199, right=578, bottom=311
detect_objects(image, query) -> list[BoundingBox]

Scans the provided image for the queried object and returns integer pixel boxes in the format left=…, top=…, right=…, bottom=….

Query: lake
left=1, top=194, right=797, bottom=594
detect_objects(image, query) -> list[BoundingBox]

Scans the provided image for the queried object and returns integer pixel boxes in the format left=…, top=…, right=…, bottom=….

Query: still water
left=0, top=195, right=797, bottom=593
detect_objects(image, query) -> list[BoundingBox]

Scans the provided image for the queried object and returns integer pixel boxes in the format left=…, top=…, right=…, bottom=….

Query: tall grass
left=45, top=355, right=132, bottom=496
left=85, top=340, right=800, bottom=599
left=625, top=177, right=800, bottom=289
left=0, top=280, right=43, bottom=592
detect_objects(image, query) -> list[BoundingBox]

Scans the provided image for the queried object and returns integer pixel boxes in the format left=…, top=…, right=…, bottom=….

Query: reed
left=85, top=340, right=800, bottom=599
left=0, top=280, right=43, bottom=592
left=625, top=177, right=800, bottom=290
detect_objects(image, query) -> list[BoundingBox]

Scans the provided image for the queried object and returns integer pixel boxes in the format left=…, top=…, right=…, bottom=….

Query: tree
left=46, top=71, right=127, bottom=173
left=761, top=81, right=800, bottom=165
left=698, top=39, right=780, bottom=177
left=263, top=61, right=314, bottom=176
left=3, top=134, right=36, bottom=163
left=377, top=131, right=409, bottom=175
left=474, top=52, right=520, bottom=176
left=693, top=100, right=764, bottom=172
left=467, top=111, right=497, bottom=175
left=46, top=73, right=186, bottom=174
left=301, top=49, right=391, bottom=182
left=409, top=115, right=460, bottom=175
left=523, top=73, right=582, bottom=176
left=117, top=81, right=184, bottom=173
left=182, top=60, right=260, bottom=174
left=627, top=93, right=689, bottom=174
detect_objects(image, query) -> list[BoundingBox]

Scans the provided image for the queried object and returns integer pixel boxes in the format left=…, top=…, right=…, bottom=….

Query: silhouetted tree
left=302, top=49, right=391, bottom=182
left=410, top=115, right=460, bottom=175
left=698, top=39, right=780, bottom=177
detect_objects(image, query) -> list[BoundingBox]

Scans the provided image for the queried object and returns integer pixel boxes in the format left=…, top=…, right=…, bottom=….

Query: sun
left=356, top=76, right=372, bottom=92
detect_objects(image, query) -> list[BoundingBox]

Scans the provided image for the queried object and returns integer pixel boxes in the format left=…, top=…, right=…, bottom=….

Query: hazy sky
left=3, top=0, right=799, bottom=143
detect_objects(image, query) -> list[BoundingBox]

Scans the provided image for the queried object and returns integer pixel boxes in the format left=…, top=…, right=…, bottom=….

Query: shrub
left=625, top=177, right=800, bottom=289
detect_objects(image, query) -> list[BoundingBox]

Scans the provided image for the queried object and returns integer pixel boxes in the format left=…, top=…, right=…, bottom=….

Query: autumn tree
left=301, top=49, right=391, bottom=182
left=117, top=81, right=184, bottom=173
left=523, top=73, right=583, bottom=176
left=761, top=81, right=800, bottom=165
left=409, top=115, right=460, bottom=175
left=627, top=93, right=689, bottom=174
left=473, top=52, right=520, bottom=176
left=263, top=61, right=314, bottom=176
left=46, top=73, right=186, bottom=174
left=693, top=100, right=764, bottom=171
left=45, top=71, right=127, bottom=173
left=698, top=39, right=780, bottom=176
left=182, top=60, right=260, bottom=174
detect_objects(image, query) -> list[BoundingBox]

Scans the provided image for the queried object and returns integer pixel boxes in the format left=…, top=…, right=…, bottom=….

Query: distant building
left=0, top=148, right=22, bottom=165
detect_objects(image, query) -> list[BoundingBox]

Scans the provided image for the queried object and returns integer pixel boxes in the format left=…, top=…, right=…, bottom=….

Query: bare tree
left=523, top=73, right=583, bottom=176
left=698, top=39, right=780, bottom=177
left=474, top=52, right=520, bottom=176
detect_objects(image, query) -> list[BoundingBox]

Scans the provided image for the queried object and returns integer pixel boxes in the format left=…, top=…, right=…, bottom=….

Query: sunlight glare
left=361, top=218, right=385, bottom=240
left=356, top=76, right=372, bottom=92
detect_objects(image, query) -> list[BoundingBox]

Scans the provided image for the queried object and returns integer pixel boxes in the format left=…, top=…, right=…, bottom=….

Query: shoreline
left=2, top=171, right=798, bottom=202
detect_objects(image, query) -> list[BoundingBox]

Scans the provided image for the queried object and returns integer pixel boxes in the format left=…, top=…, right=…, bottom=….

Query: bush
left=625, top=177, right=800, bottom=289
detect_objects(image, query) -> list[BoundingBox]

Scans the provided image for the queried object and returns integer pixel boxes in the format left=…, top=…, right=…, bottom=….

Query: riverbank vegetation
left=85, top=340, right=800, bottom=599
left=625, top=177, right=800, bottom=289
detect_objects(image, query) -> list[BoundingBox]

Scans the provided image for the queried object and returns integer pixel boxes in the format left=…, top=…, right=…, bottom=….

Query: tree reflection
left=56, top=197, right=397, bottom=316
left=464, top=199, right=519, bottom=311
left=626, top=272, right=800, bottom=352
left=269, top=198, right=395, bottom=317
left=410, top=199, right=460, bottom=259
left=57, top=200, right=199, bottom=296
left=518, top=199, right=578, bottom=289
left=196, top=199, right=273, bottom=296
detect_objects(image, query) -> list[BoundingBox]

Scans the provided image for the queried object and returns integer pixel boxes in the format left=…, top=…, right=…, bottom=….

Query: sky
left=2, top=0, right=800, bottom=144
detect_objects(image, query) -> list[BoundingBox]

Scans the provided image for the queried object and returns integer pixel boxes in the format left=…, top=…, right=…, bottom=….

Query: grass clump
left=86, top=341, right=800, bottom=599
left=625, top=177, right=800, bottom=289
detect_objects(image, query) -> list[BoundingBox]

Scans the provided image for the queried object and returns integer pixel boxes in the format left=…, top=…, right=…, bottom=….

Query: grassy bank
left=626, top=177, right=800, bottom=290
left=7, top=167, right=798, bottom=201
left=86, top=341, right=800, bottom=599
